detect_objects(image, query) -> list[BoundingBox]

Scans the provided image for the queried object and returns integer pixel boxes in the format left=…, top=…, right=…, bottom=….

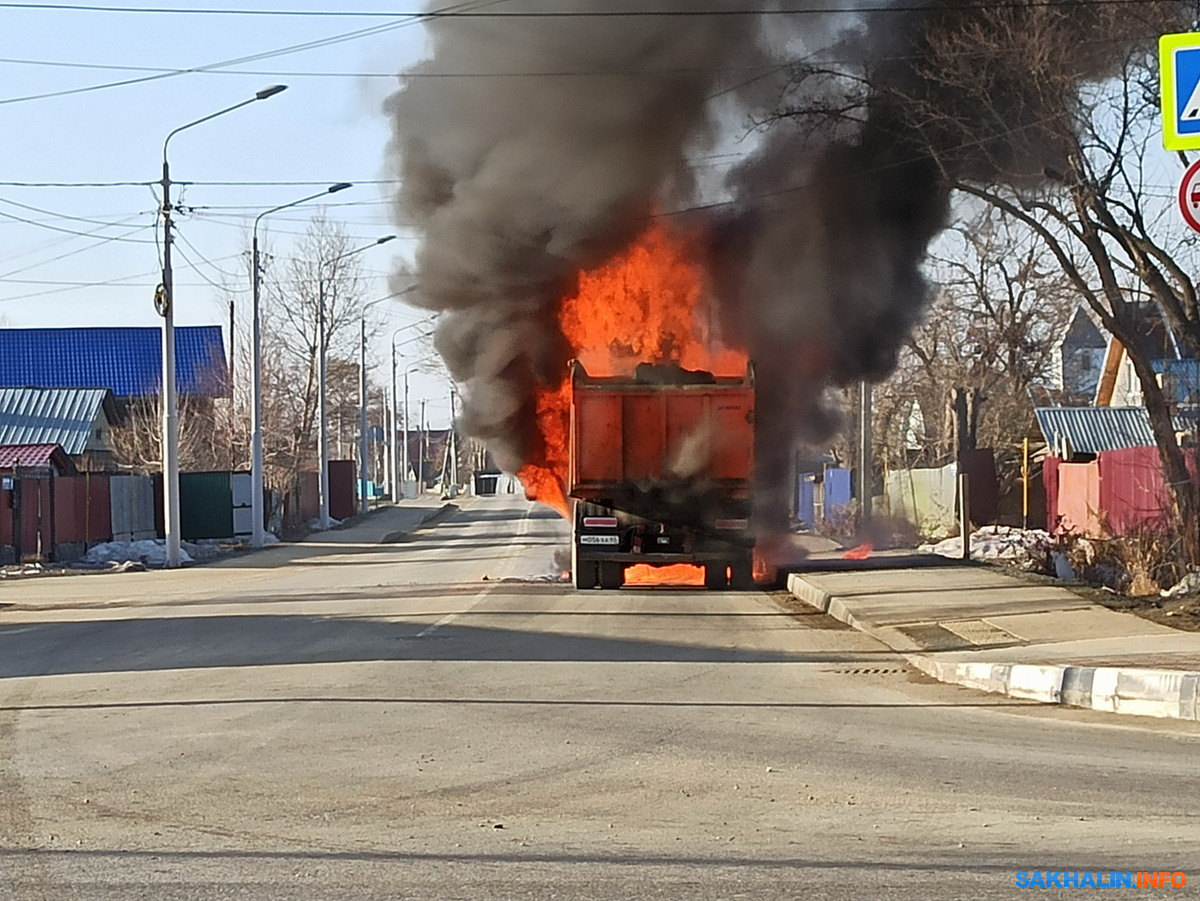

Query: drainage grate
left=823, top=667, right=909, bottom=675
left=896, top=623, right=972, bottom=651
left=939, top=619, right=1020, bottom=647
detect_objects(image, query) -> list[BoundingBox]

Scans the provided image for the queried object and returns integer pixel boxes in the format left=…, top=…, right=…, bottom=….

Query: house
left=1050, top=306, right=1107, bottom=404
left=1095, top=305, right=1199, bottom=408
left=0, top=326, right=229, bottom=410
left=0, top=387, right=119, bottom=471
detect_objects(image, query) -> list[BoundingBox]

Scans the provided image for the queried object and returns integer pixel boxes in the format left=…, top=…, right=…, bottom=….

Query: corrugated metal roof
left=0, top=443, right=72, bottom=471
left=0, top=387, right=113, bottom=455
left=1035, top=406, right=1157, bottom=455
left=0, top=326, right=228, bottom=398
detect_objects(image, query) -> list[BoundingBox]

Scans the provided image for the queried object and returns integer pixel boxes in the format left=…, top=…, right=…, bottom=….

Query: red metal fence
left=2, top=464, right=356, bottom=562
left=54, top=474, right=113, bottom=547
left=1045, top=446, right=1200, bottom=538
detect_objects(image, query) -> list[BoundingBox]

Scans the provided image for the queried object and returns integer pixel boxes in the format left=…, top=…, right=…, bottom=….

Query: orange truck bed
left=568, top=361, right=755, bottom=501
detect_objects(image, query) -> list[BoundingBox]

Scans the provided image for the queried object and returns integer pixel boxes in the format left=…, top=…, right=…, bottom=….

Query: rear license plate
left=579, top=535, right=620, bottom=546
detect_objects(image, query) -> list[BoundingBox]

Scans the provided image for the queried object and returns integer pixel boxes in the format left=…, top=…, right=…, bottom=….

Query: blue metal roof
left=0, top=327, right=229, bottom=398
left=0, top=387, right=115, bottom=455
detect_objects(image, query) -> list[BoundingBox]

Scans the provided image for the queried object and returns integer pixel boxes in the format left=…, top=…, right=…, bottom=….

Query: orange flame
left=624, top=563, right=706, bottom=586
left=562, top=223, right=747, bottom=378
left=516, top=378, right=571, bottom=517
left=843, top=542, right=874, bottom=560
left=519, top=221, right=746, bottom=513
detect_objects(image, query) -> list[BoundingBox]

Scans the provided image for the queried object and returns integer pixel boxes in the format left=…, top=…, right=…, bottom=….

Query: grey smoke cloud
left=384, top=0, right=1171, bottom=514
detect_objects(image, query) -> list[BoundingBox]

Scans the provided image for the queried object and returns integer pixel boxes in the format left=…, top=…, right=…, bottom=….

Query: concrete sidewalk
left=301, top=496, right=470, bottom=545
left=786, top=551, right=1200, bottom=721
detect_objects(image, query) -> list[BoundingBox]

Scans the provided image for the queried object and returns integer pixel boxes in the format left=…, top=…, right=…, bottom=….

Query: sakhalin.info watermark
left=1015, top=872, right=1187, bottom=889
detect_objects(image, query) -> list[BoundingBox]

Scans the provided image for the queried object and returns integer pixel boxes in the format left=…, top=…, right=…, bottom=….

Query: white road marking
left=415, top=504, right=533, bottom=638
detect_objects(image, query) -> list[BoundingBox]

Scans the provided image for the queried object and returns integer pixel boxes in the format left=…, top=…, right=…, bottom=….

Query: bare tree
left=770, top=0, right=1199, bottom=562
left=254, top=215, right=381, bottom=497
left=924, top=11, right=1200, bottom=563
left=110, top=396, right=232, bottom=475
left=875, top=206, right=1075, bottom=486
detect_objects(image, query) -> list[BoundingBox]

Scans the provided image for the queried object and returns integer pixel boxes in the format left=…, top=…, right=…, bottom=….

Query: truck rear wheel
left=704, top=563, right=728, bottom=590
left=574, top=560, right=598, bottom=590
left=598, top=561, right=624, bottom=590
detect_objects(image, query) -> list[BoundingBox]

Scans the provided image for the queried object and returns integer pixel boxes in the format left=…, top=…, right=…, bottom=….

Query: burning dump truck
left=568, top=359, right=756, bottom=591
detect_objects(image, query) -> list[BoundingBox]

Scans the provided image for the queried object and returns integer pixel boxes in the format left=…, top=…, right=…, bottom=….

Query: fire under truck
left=568, top=360, right=757, bottom=590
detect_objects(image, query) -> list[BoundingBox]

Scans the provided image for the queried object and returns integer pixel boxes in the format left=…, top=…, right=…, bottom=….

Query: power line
left=0, top=0, right=503, bottom=105
left=0, top=195, right=150, bottom=227
left=0, top=206, right=156, bottom=242
left=0, top=1, right=1171, bottom=16
left=0, top=32, right=1149, bottom=81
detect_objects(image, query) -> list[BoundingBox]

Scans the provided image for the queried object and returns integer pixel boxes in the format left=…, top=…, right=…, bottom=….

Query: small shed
left=0, top=386, right=119, bottom=471
left=0, top=443, right=76, bottom=476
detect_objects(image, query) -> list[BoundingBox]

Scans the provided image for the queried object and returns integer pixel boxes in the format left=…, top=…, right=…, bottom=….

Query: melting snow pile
left=920, top=526, right=1052, bottom=570
left=80, top=537, right=268, bottom=568
left=84, top=540, right=194, bottom=567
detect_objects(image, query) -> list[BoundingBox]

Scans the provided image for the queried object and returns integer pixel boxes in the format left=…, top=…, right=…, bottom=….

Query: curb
left=379, top=503, right=460, bottom=544
left=785, top=573, right=1200, bottom=722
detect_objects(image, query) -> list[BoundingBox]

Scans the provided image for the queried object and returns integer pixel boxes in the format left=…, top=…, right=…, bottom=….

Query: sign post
left=1161, top=32, right=1200, bottom=150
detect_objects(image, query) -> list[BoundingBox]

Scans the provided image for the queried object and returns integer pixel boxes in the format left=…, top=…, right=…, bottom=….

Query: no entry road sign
left=1178, top=158, right=1200, bottom=233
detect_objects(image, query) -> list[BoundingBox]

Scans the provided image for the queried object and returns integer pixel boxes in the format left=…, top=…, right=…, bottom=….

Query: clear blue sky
left=0, top=1, right=454, bottom=421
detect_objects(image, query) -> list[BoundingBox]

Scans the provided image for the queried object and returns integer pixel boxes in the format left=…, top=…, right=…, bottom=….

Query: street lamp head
left=328, top=182, right=353, bottom=194
left=376, top=235, right=398, bottom=245
left=255, top=84, right=288, bottom=100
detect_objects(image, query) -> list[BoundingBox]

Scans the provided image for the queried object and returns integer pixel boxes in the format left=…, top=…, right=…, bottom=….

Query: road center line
left=415, top=504, right=533, bottom=638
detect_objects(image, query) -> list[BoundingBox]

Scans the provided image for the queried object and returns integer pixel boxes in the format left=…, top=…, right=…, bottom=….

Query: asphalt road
left=1, top=495, right=1197, bottom=900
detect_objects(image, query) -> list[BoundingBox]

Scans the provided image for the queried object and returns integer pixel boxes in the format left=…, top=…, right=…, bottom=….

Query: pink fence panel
left=1098, top=446, right=1169, bottom=535
left=1056, top=461, right=1102, bottom=537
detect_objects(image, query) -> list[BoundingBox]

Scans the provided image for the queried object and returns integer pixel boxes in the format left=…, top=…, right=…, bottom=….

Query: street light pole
left=317, top=278, right=331, bottom=527
left=249, top=182, right=351, bottom=548
left=316, top=236, right=395, bottom=527
left=419, top=398, right=428, bottom=494
left=359, top=316, right=370, bottom=514
left=399, top=356, right=432, bottom=501
left=385, top=313, right=433, bottom=503
left=158, top=84, right=286, bottom=569
left=403, top=366, right=411, bottom=497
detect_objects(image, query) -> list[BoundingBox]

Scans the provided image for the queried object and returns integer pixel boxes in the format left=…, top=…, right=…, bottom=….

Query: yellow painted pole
left=1022, top=437, right=1030, bottom=530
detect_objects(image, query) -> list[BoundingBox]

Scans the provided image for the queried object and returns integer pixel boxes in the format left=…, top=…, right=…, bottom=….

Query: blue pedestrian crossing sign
left=1161, top=32, right=1200, bottom=150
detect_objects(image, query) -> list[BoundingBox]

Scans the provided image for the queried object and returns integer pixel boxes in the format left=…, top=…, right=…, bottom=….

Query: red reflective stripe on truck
left=582, top=516, right=619, bottom=528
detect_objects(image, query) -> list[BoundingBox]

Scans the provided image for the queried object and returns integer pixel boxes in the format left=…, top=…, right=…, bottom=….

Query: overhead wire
left=0, top=205, right=157, bottom=242
left=0, top=195, right=150, bottom=227
left=0, top=0, right=508, bottom=106
left=0, top=1, right=1172, bottom=16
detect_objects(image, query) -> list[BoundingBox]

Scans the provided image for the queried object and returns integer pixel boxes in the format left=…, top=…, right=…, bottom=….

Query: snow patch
left=920, top=526, right=1052, bottom=569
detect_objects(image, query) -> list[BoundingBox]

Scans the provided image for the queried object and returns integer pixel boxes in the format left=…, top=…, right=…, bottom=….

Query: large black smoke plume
left=385, top=0, right=1173, bottom=521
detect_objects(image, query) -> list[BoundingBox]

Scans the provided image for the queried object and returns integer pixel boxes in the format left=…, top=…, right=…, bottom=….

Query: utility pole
left=858, top=380, right=873, bottom=524
left=418, top=398, right=427, bottom=494
left=158, top=85, right=287, bottom=568
left=448, top=387, right=459, bottom=491
left=158, top=152, right=181, bottom=568
left=403, top=367, right=412, bottom=497
left=359, top=317, right=369, bottom=515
